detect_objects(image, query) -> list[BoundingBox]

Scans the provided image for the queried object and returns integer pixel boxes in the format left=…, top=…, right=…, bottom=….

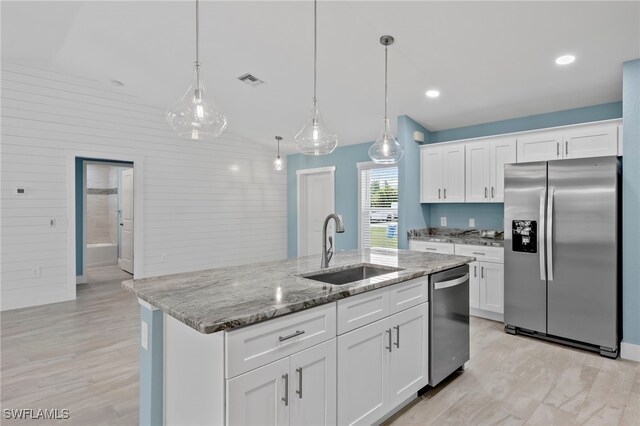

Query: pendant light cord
left=313, top=0, right=317, bottom=103
left=384, top=45, right=388, bottom=120
left=195, top=0, right=201, bottom=90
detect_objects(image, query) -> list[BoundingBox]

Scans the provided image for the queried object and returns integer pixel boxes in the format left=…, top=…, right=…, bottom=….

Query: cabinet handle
left=282, top=374, right=289, bottom=406
left=296, top=367, right=303, bottom=399
left=557, top=142, right=560, bottom=157
left=444, top=188, right=447, bottom=199
left=425, top=247, right=437, bottom=251
left=386, top=328, right=392, bottom=352
left=474, top=265, right=477, bottom=277
left=472, top=252, right=485, bottom=255
left=279, top=330, right=305, bottom=341
left=438, top=188, right=441, bottom=199
left=491, top=187, right=495, bottom=198
left=394, top=325, right=400, bottom=348
left=484, top=187, right=488, bottom=198
left=481, top=266, right=484, bottom=279
left=565, top=141, right=569, bottom=155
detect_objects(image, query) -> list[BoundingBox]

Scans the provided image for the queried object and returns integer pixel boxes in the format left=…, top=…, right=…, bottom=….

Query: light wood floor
left=2, top=266, right=638, bottom=425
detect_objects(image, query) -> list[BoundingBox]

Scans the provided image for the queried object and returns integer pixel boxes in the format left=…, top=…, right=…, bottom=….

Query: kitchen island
left=124, top=248, right=474, bottom=426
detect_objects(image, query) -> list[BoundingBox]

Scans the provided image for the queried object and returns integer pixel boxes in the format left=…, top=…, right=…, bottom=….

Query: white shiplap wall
left=1, top=61, right=287, bottom=311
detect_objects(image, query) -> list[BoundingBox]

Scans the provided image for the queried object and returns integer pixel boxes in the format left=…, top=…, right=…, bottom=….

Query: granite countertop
left=123, top=249, right=473, bottom=334
left=408, top=228, right=504, bottom=247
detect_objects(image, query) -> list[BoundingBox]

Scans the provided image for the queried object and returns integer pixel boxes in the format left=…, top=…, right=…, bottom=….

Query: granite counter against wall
left=408, top=227, right=504, bottom=247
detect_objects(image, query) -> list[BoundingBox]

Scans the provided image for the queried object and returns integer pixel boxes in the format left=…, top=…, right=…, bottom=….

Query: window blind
left=359, top=164, right=399, bottom=249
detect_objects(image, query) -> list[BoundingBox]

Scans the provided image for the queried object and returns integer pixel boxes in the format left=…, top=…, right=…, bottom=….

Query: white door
left=563, top=125, right=618, bottom=159
left=517, top=131, right=563, bottom=162
left=489, top=138, right=517, bottom=202
left=298, top=168, right=335, bottom=257
left=442, top=144, right=465, bottom=202
left=468, top=261, right=480, bottom=309
left=289, top=339, right=337, bottom=426
left=479, top=262, right=504, bottom=314
left=465, top=142, right=490, bottom=203
left=119, top=168, right=134, bottom=274
left=388, top=303, right=429, bottom=408
left=337, top=318, right=390, bottom=426
left=227, top=357, right=290, bottom=426
left=420, top=146, right=443, bottom=202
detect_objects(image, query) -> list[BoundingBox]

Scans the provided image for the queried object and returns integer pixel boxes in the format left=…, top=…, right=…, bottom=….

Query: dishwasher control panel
left=512, top=220, right=537, bottom=253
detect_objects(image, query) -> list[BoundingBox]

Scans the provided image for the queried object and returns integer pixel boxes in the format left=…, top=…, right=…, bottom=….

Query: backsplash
left=428, top=203, right=504, bottom=230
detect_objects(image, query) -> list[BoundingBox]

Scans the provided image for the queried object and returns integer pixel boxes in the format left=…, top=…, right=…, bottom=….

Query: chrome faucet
left=321, top=214, right=345, bottom=269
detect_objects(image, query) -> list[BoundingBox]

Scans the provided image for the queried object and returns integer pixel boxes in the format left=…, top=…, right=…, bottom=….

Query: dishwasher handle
left=433, top=273, right=469, bottom=290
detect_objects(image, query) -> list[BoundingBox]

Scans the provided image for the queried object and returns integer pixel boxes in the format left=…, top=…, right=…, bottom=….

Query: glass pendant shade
left=295, top=100, right=338, bottom=155
left=273, top=156, right=284, bottom=171
left=166, top=64, right=227, bottom=140
left=368, top=118, right=404, bottom=164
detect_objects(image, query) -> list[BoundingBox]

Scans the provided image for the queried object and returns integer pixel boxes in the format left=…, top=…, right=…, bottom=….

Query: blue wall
left=429, top=204, right=504, bottom=230
left=622, top=60, right=640, bottom=346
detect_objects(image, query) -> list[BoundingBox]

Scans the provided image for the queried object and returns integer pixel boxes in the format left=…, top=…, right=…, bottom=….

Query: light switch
left=141, top=320, right=148, bottom=350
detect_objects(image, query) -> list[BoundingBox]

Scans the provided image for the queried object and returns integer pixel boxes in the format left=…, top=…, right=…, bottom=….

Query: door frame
left=66, top=150, right=144, bottom=300
left=296, top=166, right=335, bottom=257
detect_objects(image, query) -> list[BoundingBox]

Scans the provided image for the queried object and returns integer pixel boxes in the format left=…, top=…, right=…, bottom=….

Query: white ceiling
left=2, top=1, right=639, bottom=151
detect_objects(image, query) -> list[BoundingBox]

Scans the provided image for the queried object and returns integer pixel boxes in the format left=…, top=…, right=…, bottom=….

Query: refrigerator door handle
left=547, top=187, right=554, bottom=282
left=539, top=189, right=546, bottom=281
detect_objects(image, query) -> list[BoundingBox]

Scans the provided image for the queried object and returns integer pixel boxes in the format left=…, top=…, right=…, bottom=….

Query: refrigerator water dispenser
left=512, top=220, right=537, bottom=253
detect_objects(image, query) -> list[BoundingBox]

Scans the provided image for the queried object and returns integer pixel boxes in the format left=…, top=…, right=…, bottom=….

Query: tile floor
left=1, top=265, right=638, bottom=425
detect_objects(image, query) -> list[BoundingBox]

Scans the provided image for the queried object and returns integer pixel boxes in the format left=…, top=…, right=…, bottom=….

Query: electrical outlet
left=160, top=254, right=168, bottom=263
left=469, top=218, right=476, bottom=228
left=31, top=267, right=41, bottom=278
left=440, top=217, right=447, bottom=227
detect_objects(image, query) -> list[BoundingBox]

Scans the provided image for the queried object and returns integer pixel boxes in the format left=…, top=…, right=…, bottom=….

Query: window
left=358, top=162, right=399, bottom=249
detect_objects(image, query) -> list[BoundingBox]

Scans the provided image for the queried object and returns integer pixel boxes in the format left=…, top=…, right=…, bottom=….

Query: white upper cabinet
left=517, top=131, right=563, bottom=163
left=420, top=146, right=444, bottom=202
left=465, top=142, right=491, bottom=202
left=442, top=144, right=466, bottom=202
left=421, top=144, right=464, bottom=203
left=489, top=138, right=517, bottom=202
left=563, top=125, right=618, bottom=159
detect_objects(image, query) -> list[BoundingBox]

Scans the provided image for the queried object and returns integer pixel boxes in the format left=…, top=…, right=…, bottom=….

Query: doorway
left=76, top=158, right=134, bottom=284
left=297, top=167, right=336, bottom=257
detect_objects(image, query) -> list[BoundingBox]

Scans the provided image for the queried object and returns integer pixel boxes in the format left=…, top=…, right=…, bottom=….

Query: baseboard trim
left=470, top=308, right=504, bottom=323
left=76, top=275, right=87, bottom=284
left=621, top=341, right=640, bottom=362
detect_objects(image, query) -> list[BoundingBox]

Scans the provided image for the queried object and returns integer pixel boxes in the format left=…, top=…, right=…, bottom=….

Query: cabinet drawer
left=454, top=244, right=503, bottom=263
left=408, top=240, right=455, bottom=254
left=337, top=287, right=389, bottom=335
left=226, top=303, right=336, bottom=378
left=389, top=277, right=429, bottom=315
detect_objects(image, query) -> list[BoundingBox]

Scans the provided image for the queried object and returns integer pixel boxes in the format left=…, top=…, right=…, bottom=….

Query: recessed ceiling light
left=110, top=79, right=125, bottom=87
left=555, top=55, right=576, bottom=65
left=425, top=90, right=440, bottom=98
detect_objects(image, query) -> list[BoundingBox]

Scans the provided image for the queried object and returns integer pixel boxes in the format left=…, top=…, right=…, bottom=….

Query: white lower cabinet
left=479, top=262, right=504, bottom=314
left=337, top=303, right=429, bottom=426
left=227, top=339, right=336, bottom=426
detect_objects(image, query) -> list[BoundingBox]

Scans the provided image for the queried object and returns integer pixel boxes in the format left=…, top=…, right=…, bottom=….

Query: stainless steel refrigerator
left=504, top=156, right=620, bottom=358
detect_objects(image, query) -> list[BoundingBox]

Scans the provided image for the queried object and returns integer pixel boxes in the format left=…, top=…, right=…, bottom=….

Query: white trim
left=67, top=150, right=145, bottom=302
left=296, top=167, right=336, bottom=257
left=470, top=308, right=504, bottom=323
left=138, top=298, right=158, bottom=312
left=296, top=166, right=336, bottom=175
left=429, top=118, right=622, bottom=146
left=76, top=275, right=87, bottom=285
left=621, top=341, right=640, bottom=362
left=357, top=161, right=393, bottom=171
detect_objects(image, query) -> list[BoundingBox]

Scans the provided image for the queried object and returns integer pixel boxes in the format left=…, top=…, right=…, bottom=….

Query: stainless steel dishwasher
left=429, top=265, right=470, bottom=386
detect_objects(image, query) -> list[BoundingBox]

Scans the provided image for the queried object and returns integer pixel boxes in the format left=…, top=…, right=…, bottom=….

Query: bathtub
left=87, top=243, right=118, bottom=267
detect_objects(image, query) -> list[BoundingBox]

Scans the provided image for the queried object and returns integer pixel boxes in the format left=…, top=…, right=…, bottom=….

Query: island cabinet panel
left=226, top=303, right=337, bottom=378
left=337, top=287, right=389, bottom=335
left=289, top=339, right=337, bottom=426
left=388, top=277, right=429, bottom=315
left=337, top=318, right=390, bottom=426
left=227, top=357, right=290, bottom=426
left=468, top=261, right=480, bottom=309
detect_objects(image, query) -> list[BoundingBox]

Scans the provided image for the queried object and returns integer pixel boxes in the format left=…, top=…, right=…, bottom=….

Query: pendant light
left=295, top=0, right=338, bottom=155
left=368, top=35, right=404, bottom=164
left=166, top=0, right=227, bottom=140
left=273, top=136, right=284, bottom=171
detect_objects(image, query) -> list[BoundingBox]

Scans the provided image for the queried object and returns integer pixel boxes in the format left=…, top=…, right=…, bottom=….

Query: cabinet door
left=421, top=146, right=443, bottom=202
left=489, top=138, right=517, bottom=202
left=465, top=142, right=491, bottom=203
left=227, top=357, right=290, bottom=426
left=479, top=262, right=504, bottom=314
left=517, top=132, right=562, bottom=162
left=563, top=125, right=618, bottom=159
left=442, top=144, right=465, bottom=202
left=337, top=318, right=390, bottom=426
left=468, top=261, right=480, bottom=309
left=388, top=303, right=429, bottom=408
left=290, top=339, right=337, bottom=426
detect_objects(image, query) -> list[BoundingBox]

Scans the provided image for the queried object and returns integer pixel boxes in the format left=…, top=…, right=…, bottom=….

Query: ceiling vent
left=238, top=73, right=265, bottom=87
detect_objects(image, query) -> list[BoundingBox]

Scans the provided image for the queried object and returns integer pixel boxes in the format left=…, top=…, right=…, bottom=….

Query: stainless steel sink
left=303, top=264, right=403, bottom=286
